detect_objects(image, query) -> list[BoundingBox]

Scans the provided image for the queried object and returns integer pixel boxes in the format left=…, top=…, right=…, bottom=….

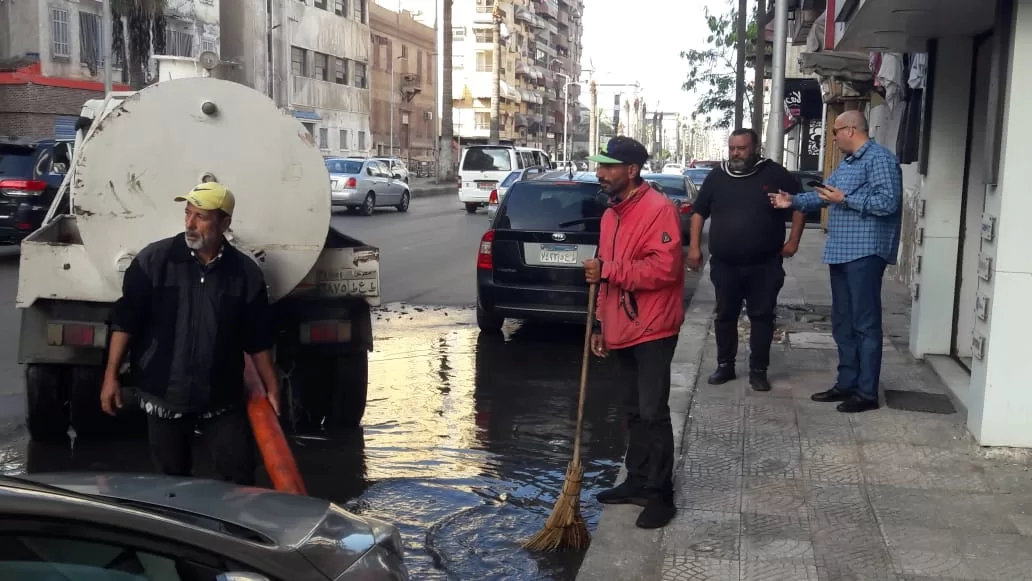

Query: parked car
left=476, top=171, right=606, bottom=332
left=0, top=138, right=73, bottom=245
left=486, top=166, right=549, bottom=222
left=0, top=473, right=408, bottom=580
left=791, top=170, right=825, bottom=224
left=682, top=166, right=712, bottom=188
left=371, top=157, right=410, bottom=183
left=326, top=157, right=411, bottom=215
left=661, top=163, right=684, bottom=175
left=458, top=145, right=552, bottom=213
left=642, top=172, right=697, bottom=244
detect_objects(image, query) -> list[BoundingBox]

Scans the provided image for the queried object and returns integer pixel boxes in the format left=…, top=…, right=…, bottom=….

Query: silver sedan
left=327, top=157, right=411, bottom=216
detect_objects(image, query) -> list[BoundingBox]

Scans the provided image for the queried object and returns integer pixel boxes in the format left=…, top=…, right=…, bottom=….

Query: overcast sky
left=578, top=0, right=732, bottom=114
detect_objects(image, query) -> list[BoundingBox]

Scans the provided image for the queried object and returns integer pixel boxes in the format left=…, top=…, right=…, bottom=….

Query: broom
left=522, top=282, right=597, bottom=552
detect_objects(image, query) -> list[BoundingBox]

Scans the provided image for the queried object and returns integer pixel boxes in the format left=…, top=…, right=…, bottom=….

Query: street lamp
left=389, top=55, right=407, bottom=158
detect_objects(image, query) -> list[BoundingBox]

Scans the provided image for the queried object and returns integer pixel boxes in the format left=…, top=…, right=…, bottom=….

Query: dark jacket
left=110, top=233, right=275, bottom=413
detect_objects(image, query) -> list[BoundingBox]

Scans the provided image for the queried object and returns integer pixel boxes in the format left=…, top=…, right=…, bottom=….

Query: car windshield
left=684, top=169, right=711, bottom=184
left=462, top=147, right=512, bottom=172
left=325, top=159, right=363, bottom=174
left=496, top=182, right=605, bottom=232
left=499, top=171, right=522, bottom=188
left=0, top=145, right=37, bottom=177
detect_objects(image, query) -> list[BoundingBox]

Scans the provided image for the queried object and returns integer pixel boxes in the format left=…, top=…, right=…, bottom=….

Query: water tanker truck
left=16, top=57, right=378, bottom=441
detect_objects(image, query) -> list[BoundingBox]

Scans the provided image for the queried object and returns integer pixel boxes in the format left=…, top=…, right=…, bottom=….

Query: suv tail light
left=457, top=176, right=462, bottom=190
left=477, top=230, right=495, bottom=269
left=679, top=202, right=692, bottom=214
left=488, top=189, right=499, bottom=204
left=0, top=179, right=47, bottom=197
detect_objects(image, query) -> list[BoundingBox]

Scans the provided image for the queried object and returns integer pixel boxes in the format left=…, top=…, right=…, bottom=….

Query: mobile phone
left=807, top=180, right=827, bottom=189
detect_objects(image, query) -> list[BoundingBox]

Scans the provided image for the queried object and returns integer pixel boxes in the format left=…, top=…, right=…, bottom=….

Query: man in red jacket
left=583, top=136, right=685, bottom=529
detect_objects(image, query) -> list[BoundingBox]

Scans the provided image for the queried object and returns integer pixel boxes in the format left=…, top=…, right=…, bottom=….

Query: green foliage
left=680, top=2, right=759, bottom=129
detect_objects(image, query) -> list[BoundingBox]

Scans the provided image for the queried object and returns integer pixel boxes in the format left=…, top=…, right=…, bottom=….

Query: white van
left=458, top=145, right=551, bottom=213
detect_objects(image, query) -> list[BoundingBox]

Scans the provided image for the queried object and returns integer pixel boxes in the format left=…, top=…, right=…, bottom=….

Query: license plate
left=477, top=182, right=497, bottom=190
left=539, top=244, right=578, bottom=265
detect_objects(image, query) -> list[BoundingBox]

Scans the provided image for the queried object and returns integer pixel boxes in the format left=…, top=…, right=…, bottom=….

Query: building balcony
left=292, top=75, right=369, bottom=114
left=832, top=0, right=993, bottom=53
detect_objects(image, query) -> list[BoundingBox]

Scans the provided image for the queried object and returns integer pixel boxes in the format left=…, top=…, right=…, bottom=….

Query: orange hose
left=244, top=355, right=307, bottom=495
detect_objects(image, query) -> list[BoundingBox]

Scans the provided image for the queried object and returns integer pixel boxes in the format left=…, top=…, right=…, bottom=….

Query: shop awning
left=833, top=0, right=994, bottom=53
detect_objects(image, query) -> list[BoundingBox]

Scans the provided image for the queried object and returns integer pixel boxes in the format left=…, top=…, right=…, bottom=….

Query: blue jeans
left=829, top=256, right=887, bottom=402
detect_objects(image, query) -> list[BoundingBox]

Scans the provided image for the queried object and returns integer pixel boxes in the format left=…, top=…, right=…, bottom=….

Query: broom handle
left=572, top=282, right=598, bottom=466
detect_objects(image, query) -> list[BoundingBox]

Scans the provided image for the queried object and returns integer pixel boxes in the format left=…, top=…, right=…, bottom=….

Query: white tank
left=70, top=76, right=332, bottom=301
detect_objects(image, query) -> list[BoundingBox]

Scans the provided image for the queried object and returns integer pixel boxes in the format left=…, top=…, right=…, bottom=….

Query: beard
left=727, top=155, right=760, bottom=173
left=184, top=229, right=212, bottom=250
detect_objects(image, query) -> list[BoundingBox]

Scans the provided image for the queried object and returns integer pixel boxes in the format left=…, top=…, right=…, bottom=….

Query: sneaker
left=596, top=480, right=648, bottom=507
left=635, top=495, right=676, bottom=529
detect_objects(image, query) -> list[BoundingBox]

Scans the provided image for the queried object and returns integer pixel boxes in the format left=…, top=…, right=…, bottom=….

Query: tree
left=110, top=0, right=168, bottom=89
left=680, top=2, right=760, bottom=129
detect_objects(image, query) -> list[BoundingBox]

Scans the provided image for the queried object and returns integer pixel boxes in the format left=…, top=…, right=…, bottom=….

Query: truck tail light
left=488, top=189, right=499, bottom=205
left=299, top=320, right=352, bottom=344
left=477, top=230, right=495, bottom=270
left=46, top=322, right=107, bottom=348
left=0, top=179, right=47, bottom=197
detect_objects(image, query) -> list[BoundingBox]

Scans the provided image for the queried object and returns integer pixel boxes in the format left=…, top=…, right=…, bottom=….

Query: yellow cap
left=174, top=181, right=236, bottom=216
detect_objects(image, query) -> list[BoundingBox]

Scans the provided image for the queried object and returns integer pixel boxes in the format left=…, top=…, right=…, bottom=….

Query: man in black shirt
left=686, top=129, right=806, bottom=391
left=100, top=181, right=281, bottom=485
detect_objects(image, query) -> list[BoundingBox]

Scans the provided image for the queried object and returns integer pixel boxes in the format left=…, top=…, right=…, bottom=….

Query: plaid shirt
left=792, top=140, right=903, bottom=265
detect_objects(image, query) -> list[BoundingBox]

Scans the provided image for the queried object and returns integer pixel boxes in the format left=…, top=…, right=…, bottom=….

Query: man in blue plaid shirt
left=771, top=110, right=902, bottom=413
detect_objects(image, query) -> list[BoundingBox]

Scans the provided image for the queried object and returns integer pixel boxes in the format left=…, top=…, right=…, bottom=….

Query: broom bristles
left=522, top=460, right=591, bottom=552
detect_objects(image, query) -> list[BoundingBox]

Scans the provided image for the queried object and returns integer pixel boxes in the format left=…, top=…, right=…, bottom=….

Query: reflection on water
left=4, top=304, right=631, bottom=580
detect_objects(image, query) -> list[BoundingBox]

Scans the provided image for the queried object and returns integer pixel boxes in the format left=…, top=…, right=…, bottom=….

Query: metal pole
left=390, top=58, right=395, bottom=157
left=735, top=0, right=747, bottom=128
left=752, top=0, right=767, bottom=131
left=817, top=102, right=829, bottom=173
left=489, top=8, right=502, bottom=144
left=768, top=0, right=789, bottom=163
left=102, top=0, right=112, bottom=96
left=563, top=82, right=570, bottom=163
left=588, top=79, right=598, bottom=167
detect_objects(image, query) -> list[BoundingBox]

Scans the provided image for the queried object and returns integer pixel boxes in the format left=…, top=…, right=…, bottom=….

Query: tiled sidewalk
left=660, top=234, right=1032, bottom=581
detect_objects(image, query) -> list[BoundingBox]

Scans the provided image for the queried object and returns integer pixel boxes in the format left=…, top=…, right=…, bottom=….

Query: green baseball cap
left=587, top=136, right=650, bottom=166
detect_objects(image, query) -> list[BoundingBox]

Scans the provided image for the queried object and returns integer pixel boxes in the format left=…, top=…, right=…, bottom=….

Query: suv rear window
left=462, top=147, right=512, bottom=172
left=649, top=177, right=688, bottom=197
left=496, top=182, right=606, bottom=232
left=0, top=145, right=37, bottom=178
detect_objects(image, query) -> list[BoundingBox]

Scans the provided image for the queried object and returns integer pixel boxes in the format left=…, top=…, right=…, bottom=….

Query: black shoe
left=596, top=481, right=648, bottom=507
left=811, top=386, right=853, bottom=403
left=707, top=364, right=736, bottom=385
left=749, top=370, right=771, bottom=392
left=636, top=495, right=676, bottom=529
left=837, top=395, right=880, bottom=413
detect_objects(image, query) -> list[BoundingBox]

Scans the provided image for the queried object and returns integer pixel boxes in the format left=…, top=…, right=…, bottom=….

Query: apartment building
left=450, top=0, right=582, bottom=156
left=222, top=0, right=372, bottom=156
left=0, top=0, right=218, bottom=139
left=369, top=4, right=437, bottom=161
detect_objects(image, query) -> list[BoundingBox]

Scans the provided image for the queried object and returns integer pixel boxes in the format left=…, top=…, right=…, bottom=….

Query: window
left=50, top=8, right=71, bottom=58
left=334, top=0, right=347, bottom=15
left=326, top=158, right=363, bottom=174
left=314, top=0, right=328, bottom=10
left=291, top=46, right=307, bottom=76
left=386, top=42, right=393, bottom=71
left=474, top=112, right=491, bottom=131
left=476, top=51, right=493, bottom=72
left=496, top=182, right=607, bottom=232
left=401, top=45, right=408, bottom=60
left=314, top=52, right=329, bottom=81
left=354, top=62, right=367, bottom=88
left=339, top=129, right=349, bottom=149
left=319, top=127, right=329, bottom=148
left=302, top=122, right=315, bottom=137
left=78, top=12, right=103, bottom=67
left=358, top=131, right=366, bottom=149
left=417, top=51, right=423, bottom=81
left=452, top=27, right=466, bottom=40
left=334, top=58, right=347, bottom=84
left=474, top=28, right=492, bottom=43
left=462, top=146, right=512, bottom=172
left=165, top=29, right=194, bottom=57
left=352, top=0, right=366, bottom=22
left=200, top=37, right=217, bottom=55
left=372, top=35, right=381, bottom=69
left=476, top=0, right=495, bottom=14
left=426, top=52, right=433, bottom=83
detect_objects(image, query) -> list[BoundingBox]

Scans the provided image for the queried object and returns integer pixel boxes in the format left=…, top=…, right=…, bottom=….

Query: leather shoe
left=837, top=395, right=880, bottom=413
left=707, top=364, right=736, bottom=385
left=811, top=386, right=853, bottom=403
left=749, top=370, right=771, bottom=392
left=596, top=481, right=648, bottom=507
left=636, top=495, right=676, bottom=529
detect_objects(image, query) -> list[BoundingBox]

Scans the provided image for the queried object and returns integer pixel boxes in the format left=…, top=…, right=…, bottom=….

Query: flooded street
left=1, top=304, right=632, bottom=580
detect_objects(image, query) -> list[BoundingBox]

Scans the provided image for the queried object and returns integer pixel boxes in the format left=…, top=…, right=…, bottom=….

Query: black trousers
left=147, top=409, right=257, bottom=486
left=614, top=335, right=679, bottom=498
left=710, top=256, right=785, bottom=371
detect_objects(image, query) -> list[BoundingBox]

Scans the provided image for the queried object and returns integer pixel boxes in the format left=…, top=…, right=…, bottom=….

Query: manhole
left=883, top=389, right=957, bottom=414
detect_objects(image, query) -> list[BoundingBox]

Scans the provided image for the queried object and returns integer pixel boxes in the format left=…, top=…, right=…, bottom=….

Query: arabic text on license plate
left=477, top=182, right=497, bottom=190
left=539, top=244, right=578, bottom=265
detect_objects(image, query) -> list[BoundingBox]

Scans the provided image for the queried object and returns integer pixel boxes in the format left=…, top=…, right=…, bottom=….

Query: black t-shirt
left=693, top=161, right=801, bottom=265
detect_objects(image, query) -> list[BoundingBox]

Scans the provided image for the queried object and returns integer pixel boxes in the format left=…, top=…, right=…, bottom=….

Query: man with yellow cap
left=101, top=181, right=280, bottom=486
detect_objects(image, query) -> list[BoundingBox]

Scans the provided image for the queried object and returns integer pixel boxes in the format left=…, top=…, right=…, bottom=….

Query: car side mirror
left=216, top=573, right=271, bottom=581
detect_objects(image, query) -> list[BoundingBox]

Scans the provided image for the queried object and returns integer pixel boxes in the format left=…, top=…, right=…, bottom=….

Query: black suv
left=0, top=138, right=72, bottom=245
left=475, top=171, right=606, bottom=332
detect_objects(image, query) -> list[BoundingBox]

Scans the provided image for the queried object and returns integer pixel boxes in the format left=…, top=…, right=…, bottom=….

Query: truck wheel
left=327, top=352, right=368, bottom=429
left=25, top=364, right=70, bottom=443
left=465, top=203, right=478, bottom=214
left=477, top=299, right=504, bottom=333
left=360, top=193, right=376, bottom=216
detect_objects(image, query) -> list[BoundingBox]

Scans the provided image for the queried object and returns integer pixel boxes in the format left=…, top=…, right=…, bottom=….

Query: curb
left=409, top=185, right=456, bottom=199
left=577, top=263, right=714, bottom=580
